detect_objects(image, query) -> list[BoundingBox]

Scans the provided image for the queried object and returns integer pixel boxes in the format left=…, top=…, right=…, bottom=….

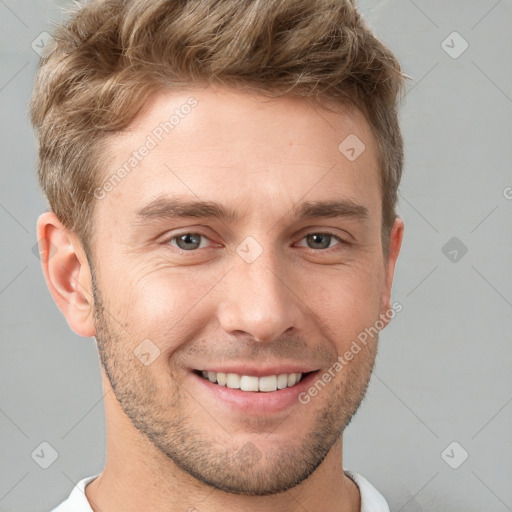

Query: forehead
left=95, top=85, right=381, bottom=226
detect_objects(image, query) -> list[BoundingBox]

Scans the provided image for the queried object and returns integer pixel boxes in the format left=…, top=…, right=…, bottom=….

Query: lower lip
left=190, top=371, right=319, bottom=415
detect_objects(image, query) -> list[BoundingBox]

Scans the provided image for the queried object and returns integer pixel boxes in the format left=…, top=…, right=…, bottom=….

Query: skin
left=37, top=85, right=403, bottom=512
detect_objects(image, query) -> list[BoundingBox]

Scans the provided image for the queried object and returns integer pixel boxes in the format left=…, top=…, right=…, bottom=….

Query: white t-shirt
left=50, top=469, right=390, bottom=512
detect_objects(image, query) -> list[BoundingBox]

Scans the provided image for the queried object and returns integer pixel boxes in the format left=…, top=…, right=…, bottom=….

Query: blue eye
left=164, top=231, right=347, bottom=253
left=169, top=233, right=211, bottom=251
left=298, top=232, right=345, bottom=250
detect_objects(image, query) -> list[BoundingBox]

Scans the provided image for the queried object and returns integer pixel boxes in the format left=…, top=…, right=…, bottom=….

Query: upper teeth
left=201, top=371, right=303, bottom=392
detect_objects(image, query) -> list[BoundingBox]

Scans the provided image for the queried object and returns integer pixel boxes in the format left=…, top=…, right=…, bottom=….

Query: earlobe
left=379, top=217, right=404, bottom=323
left=36, top=211, right=96, bottom=338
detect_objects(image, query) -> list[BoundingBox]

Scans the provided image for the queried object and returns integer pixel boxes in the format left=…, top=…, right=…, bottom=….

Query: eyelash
left=163, top=230, right=350, bottom=252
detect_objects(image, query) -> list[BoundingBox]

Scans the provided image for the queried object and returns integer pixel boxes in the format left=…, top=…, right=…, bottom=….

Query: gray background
left=1, top=0, right=511, bottom=510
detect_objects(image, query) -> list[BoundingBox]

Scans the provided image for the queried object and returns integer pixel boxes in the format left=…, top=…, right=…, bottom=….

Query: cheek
left=305, top=264, right=384, bottom=345
left=101, top=242, right=384, bottom=352
left=115, top=267, right=218, bottom=351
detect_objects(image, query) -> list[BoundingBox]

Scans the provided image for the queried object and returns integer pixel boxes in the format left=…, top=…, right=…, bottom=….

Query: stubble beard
left=91, top=271, right=377, bottom=496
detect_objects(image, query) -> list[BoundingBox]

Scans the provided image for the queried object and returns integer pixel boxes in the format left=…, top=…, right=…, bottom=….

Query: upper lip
left=192, top=366, right=318, bottom=377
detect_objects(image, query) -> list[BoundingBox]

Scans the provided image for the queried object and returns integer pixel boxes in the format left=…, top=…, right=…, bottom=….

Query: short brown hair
left=30, top=0, right=406, bottom=257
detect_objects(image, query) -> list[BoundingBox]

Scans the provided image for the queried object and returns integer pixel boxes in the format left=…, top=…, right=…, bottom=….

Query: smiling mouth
left=194, top=370, right=314, bottom=392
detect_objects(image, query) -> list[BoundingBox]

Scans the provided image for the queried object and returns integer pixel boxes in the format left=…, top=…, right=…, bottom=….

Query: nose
left=216, top=249, right=304, bottom=343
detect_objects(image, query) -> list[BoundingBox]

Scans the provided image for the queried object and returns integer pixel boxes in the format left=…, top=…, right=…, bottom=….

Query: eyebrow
left=135, top=197, right=369, bottom=224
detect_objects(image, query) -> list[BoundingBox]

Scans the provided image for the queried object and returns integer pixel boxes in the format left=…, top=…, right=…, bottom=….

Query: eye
left=296, top=232, right=346, bottom=250
left=163, top=230, right=348, bottom=253
left=167, top=232, right=212, bottom=251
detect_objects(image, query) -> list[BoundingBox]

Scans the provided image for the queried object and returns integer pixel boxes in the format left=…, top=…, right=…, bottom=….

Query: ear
left=379, top=217, right=404, bottom=325
left=36, top=211, right=96, bottom=337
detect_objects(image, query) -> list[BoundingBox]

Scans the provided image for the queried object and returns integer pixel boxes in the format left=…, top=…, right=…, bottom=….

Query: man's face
left=89, top=85, right=400, bottom=495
